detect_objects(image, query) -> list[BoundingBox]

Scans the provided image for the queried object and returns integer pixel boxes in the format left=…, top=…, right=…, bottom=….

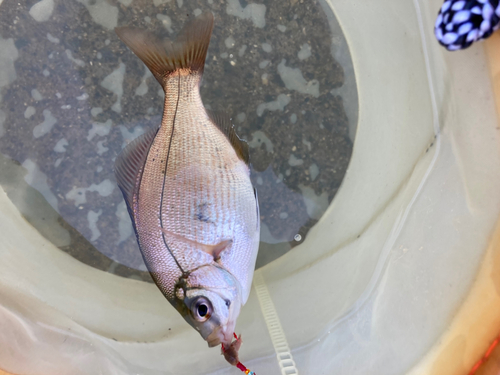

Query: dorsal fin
left=207, top=110, right=250, bottom=165
left=114, top=127, right=158, bottom=209
left=115, top=12, right=214, bottom=87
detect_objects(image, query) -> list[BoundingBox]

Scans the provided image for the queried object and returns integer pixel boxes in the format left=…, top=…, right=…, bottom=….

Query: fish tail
left=115, top=11, right=214, bottom=87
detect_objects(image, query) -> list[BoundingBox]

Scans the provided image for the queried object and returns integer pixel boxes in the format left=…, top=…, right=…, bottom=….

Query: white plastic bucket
left=2, top=0, right=500, bottom=374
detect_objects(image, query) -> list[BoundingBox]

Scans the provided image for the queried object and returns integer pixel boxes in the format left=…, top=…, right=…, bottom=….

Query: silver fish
left=114, top=12, right=260, bottom=350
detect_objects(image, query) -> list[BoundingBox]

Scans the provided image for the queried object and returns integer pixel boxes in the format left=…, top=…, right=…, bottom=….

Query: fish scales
left=137, top=74, right=256, bottom=298
left=114, top=11, right=260, bottom=354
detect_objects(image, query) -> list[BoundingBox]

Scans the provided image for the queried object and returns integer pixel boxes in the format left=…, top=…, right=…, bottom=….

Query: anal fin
left=254, top=188, right=260, bottom=231
left=207, top=110, right=250, bottom=165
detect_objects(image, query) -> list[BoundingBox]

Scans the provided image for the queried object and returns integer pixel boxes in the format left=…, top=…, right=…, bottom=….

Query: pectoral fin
left=161, top=228, right=232, bottom=260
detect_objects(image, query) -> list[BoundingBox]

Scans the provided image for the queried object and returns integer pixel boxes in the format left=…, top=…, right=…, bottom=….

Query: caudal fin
left=115, top=11, right=214, bottom=86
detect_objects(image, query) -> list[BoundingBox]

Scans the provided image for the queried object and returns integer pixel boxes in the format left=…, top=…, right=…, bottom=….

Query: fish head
left=177, top=265, right=242, bottom=347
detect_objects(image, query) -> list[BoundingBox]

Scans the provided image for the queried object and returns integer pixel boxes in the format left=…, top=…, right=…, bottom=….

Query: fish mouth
left=205, top=294, right=240, bottom=347
left=207, top=336, right=222, bottom=347
left=206, top=326, right=234, bottom=347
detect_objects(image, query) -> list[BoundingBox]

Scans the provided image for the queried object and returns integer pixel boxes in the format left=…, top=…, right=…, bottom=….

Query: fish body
left=114, top=12, right=260, bottom=348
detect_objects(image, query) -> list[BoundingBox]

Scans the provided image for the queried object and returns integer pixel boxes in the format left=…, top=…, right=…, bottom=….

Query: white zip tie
left=253, top=270, right=299, bottom=375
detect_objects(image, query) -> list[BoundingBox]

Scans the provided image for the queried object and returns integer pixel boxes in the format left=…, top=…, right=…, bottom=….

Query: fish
left=113, top=11, right=260, bottom=354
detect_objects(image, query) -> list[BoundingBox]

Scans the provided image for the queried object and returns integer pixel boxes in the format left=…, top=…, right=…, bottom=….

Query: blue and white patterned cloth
left=435, top=0, right=500, bottom=50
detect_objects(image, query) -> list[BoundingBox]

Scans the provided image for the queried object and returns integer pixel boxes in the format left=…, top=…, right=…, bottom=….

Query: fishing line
left=159, top=70, right=186, bottom=274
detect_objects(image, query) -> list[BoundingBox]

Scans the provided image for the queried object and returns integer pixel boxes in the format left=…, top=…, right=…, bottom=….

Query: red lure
left=221, top=333, right=256, bottom=375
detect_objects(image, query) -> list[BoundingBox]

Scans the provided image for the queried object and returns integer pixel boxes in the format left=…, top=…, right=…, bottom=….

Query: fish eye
left=191, top=297, right=212, bottom=322
left=198, top=304, right=208, bottom=317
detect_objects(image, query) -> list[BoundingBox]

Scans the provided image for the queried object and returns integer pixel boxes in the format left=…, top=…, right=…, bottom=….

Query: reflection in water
left=0, top=0, right=355, bottom=279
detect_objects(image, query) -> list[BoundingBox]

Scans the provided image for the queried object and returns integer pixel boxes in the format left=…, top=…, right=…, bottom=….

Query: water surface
left=0, top=0, right=356, bottom=281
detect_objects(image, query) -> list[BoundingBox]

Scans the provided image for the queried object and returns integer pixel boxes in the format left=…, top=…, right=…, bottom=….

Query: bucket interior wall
left=1, top=0, right=500, bottom=374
